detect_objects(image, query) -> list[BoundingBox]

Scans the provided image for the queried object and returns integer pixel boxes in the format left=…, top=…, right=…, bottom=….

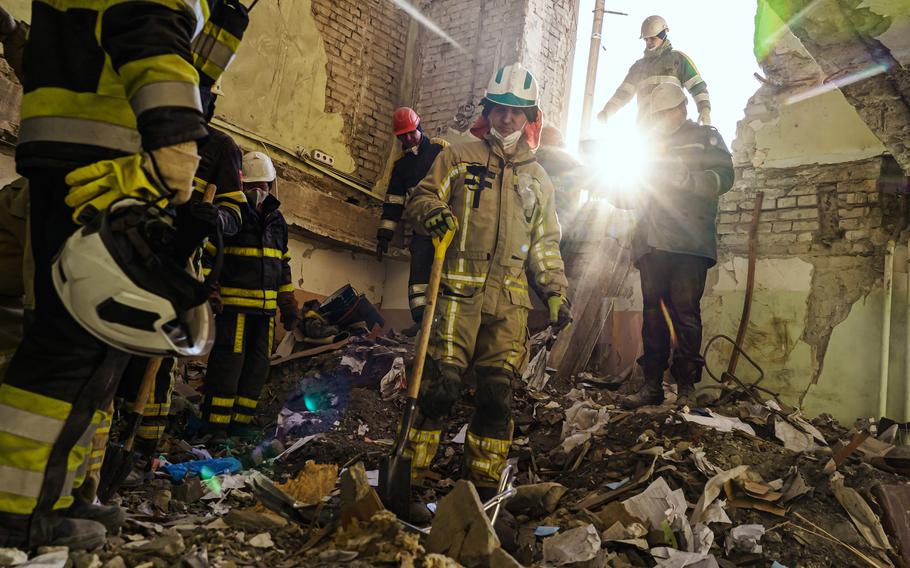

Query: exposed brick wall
left=414, top=0, right=525, bottom=136
left=414, top=0, right=578, bottom=136
left=522, top=0, right=579, bottom=129
left=311, top=0, right=409, bottom=184
left=718, top=158, right=895, bottom=258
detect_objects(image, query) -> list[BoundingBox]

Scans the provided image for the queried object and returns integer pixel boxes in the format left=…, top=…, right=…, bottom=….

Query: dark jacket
left=377, top=135, right=448, bottom=240
left=630, top=120, right=734, bottom=265
left=194, top=126, right=246, bottom=237
left=206, top=194, right=292, bottom=314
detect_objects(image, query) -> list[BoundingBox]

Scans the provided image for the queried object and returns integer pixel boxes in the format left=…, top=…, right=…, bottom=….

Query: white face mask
left=491, top=127, right=523, bottom=150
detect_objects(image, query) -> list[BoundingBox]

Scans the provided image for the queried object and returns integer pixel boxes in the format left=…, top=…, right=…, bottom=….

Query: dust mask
left=491, top=127, right=522, bottom=151
left=246, top=188, right=269, bottom=209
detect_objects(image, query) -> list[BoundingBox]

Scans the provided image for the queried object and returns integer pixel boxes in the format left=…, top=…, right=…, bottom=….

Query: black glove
left=174, top=201, right=220, bottom=262
left=376, top=236, right=390, bottom=261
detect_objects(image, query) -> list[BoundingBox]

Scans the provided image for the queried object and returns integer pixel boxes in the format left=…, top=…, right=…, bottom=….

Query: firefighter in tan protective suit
left=405, top=63, right=572, bottom=496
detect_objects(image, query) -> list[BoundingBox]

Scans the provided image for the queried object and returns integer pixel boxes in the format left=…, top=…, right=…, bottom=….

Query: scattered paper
left=650, top=547, right=719, bottom=568
left=691, top=523, right=714, bottom=554
left=700, top=500, right=732, bottom=525
left=379, top=356, right=407, bottom=400
left=680, top=410, right=755, bottom=436
left=774, top=418, right=820, bottom=453
left=690, top=465, right=749, bottom=524
left=623, top=477, right=686, bottom=531
left=427, top=502, right=437, bottom=514
left=830, top=474, right=892, bottom=551
left=601, top=521, right=649, bottom=550
left=771, top=563, right=788, bottom=568
left=340, top=354, right=366, bottom=374
left=725, top=524, right=765, bottom=554
left=365, top=469, right=379, bottom=487
left=542, top=524, right=601, bottom=565
left=272, top=434, right=321, bottom=462
left=452, top=424, right=468, bottom=444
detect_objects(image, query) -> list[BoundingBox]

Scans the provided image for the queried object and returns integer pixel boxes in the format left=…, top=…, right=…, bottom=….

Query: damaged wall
left=699, top=1, right=910, bottom=424
left=414, top=0, right=579, bottom=135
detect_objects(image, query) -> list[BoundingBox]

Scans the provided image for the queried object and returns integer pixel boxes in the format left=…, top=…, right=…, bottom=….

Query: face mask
left=245, top=188, right=269, bottom=209
left=491, top=127, right=523, bottom=151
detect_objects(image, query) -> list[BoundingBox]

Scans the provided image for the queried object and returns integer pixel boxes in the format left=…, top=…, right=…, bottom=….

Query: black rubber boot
left=67, top=499, right=126, bottom=535
left=51, top=518, right=108, bottom=550
left=621, top=374, right=665, bottom=409
left=675, top=383, right=695, bottom=407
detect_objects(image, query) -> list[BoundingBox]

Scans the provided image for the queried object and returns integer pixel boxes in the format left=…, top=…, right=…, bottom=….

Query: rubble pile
left=3, top=333, right=908, bottom=568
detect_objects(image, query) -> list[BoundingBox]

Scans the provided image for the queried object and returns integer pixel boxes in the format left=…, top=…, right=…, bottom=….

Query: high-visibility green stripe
left=220, top=287, right=277, bottom=299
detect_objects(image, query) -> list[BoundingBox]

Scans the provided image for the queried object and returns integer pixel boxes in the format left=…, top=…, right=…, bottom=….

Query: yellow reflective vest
left=407, top=134, right=568, bottom=314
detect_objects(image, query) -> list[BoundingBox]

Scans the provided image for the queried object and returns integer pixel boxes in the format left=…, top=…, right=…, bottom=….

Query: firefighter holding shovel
left=400, top=63, right=571, bottom=501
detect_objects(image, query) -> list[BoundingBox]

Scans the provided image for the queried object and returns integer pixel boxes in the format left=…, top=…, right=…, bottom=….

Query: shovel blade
left=97, top=444, right=138, bottom=503
left=379, top=452, right=412, bottom=520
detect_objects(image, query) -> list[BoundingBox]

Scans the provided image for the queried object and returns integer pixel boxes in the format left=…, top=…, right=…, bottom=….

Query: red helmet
left=392, top=107, right=420, bottom=136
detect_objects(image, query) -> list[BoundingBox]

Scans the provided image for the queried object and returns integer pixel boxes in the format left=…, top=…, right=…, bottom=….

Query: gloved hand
left=65, top=153, right=167, bottom=224
left=596, top=109, right=609, bottom=123
left=375, top=236, right=390, bottom=261
left=650, top=156, right=689, bottom=189
left=148, top=141, right=200, bottom=204
left=277, top=290, right=301, bottom=331
left=698, top=108, right=711, bottom=126
left=209, top=284, right=224, bottom=315
left=189, top=200, right=220, bottom=236
left=547, top=294, right=572, bottom=332
left=424, top=207, right=457, bottom=239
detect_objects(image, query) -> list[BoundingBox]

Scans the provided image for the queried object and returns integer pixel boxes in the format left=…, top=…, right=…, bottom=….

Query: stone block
left=772, top=221, right=793, bottom=232
left=777, top=196, right=798, bottom=209
left=792, top=220, right=820, bottom=232
left=780, top=209, right=818, bottom=221
left=797, top=195, right=819, bottom=207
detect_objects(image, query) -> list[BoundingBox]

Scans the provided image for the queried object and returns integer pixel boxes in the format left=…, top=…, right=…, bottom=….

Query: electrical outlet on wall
left=312, top=149, right=335, bottom=167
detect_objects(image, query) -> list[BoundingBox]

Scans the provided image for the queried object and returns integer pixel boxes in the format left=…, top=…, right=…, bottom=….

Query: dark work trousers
left=0, top=172, right=130, bottom=546
left=117, top=357, right=177, bottom=457
left=636, top=250, right=710, bottom=386
left=407, top=234, right=434, bottom=323
left=201, top=311, right=273, bottom=429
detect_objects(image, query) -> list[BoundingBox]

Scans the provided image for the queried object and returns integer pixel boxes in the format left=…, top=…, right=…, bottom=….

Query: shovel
left=379, top=228, right=455, bottom=519
left=98, top=357, right=161, bottom=502
left=98, top=183, right=221, bottom=502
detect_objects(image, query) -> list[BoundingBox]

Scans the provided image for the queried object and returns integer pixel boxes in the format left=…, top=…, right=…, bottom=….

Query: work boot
left=67, top=499, right=126, bottom=535
left=50, top=518, right=108, bottom=550
left=120, top=457, right=151, bottom=488
left=675, top=383, right=695, bottom=407
left=620, top=376, right=664, bottom=409
left=228, top=423, right=260, bottom=443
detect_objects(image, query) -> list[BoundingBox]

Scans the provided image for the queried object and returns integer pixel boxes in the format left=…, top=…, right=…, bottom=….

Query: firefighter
left=375, top=107, right=448, bottom=331
left=404, top=63, right=571, bottom=495
left=618, top=83, right=733, bottom=409
left=200, top=151, right=299, bottom=442
left=0, top=0, right=247, bottom=549
left=598, top=15, right=712, bottom=126
left=113, top=75, right=249, bottom=488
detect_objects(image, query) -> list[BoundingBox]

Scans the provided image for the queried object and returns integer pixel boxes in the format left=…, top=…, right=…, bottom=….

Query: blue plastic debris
left=606, top=477, right=630, bottom=490
left=535, top=526, right=560, bottom=537
left=771, top=562, right=788, bottom=568
left=162, top=457, right=242, bottom=482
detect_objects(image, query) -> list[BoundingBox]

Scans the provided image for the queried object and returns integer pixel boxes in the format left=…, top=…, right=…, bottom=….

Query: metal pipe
left=579, top=0, right=605, bottom=139
left=879, top=240, right=896, bottom=419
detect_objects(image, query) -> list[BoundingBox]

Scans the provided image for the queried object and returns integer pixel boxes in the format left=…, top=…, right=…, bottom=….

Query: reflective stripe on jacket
left=206, top=194, right=291, bottom=313
left=406, top=135, right=568, bottom=313
left=17, top=0, right=211, bottom=173
left=602, top=40, right=710, bottom=121
left=378, top=136, right=448, bottom=240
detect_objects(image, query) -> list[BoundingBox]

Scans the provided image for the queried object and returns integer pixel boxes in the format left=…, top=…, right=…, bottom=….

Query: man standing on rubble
left=376, top=107, right=448, bottom=333
left=405, top=63, right=572, bottom=496
left=619, top=83, right=733, bottom=409
left=200, top=151, right=299, bottom=442
left=598, top=15, right=712, bottom=126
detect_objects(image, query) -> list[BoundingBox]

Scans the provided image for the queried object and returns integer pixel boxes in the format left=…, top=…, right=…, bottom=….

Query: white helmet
left=53, top=200, right=215, bottom=357
left=242, top=151, right=276, bottom=183
left=649, top=83, right=687, bottom=114
left=640, top=15, right=668, bottom=39
left=482, top=63, right=539, bottom=108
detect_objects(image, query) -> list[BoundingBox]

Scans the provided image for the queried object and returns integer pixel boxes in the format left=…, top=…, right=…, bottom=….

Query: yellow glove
left=64, top=153, right=166, bottom=225
left=547, top=294, right=572, bottom=332
left=698, top=108, right=711, bottom=126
